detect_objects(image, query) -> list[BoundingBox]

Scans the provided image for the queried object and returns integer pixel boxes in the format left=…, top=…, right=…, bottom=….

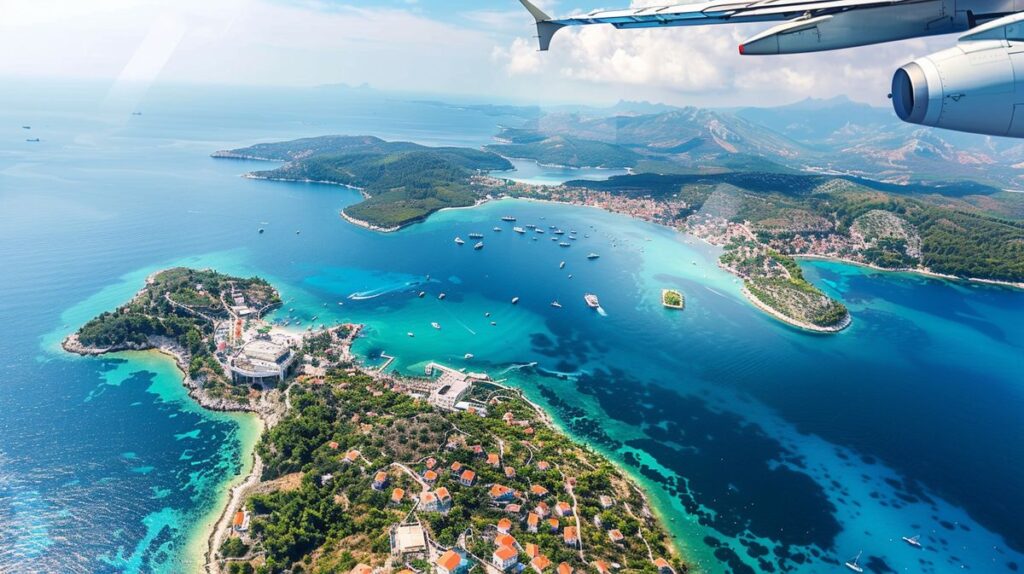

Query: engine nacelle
left=892, top=15, right=1024, bottom=137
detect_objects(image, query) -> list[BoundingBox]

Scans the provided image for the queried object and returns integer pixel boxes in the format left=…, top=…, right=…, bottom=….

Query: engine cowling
left=892, top=16, right=1024, bottom=137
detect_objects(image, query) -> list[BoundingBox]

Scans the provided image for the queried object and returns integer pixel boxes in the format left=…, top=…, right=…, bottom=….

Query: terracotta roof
left=531, top=555, right=552, bottom=571
left=328, top=441, right=339, bottom=449
left=608, top=529, right=624, bottom=542
left=487, top=453, right=500, bottom=465
left=374, top=471, right=388, bottom=482
left=494, top=545, right=518, bottom=561
left=557, top=563, right=573, bottom=574
left=437, top=549, right=461, bottom=571
left=451, top=461, right=463, bottom=471
left=232, top=511, right=245, bottom=526
left=525, top=542, right=540, bottom=558
left=345, top=449, right=360, bottom=461
left=420, top=491, right=437, bottom=503
left=391, top=488, right=405, bottom=502
left=548, top=518, right=560, bottom=530
left=654, top=558, right=671, bottom=568
left=564, top=526, right=578, bottom=542
left=527, top=512, right=539, bottom=526
left=489, top=484, right=511, bottom=498
left=435, top=486, right=451, bottom=500
left=594, top=561, right=611, bottom=574
left=461, top=469, right=476, bottom=482
left=497, top=518, right=513, bottom=531
left=530, top=484, right=548, bottom=496
left=494, top=533, right=517, bottom=548
left=424, top=470, right=438, bottom=481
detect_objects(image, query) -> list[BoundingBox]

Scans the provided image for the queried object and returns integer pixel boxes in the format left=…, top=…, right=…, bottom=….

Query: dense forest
left=486, top=132, right=642, bottom=168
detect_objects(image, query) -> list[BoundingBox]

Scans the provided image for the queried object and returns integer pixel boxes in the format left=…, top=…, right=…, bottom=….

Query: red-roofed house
left=529, top=484, right=549, bottom=498
left=450, top=461, right=463, bottom=475
left=460, top=469, right=476, bottom=487
left=436, top=550, right=463, bottom=574
left=525, top=542, right=540, bottom=559
left=344, top=449, right=360, bottom=463
left=487, top=453, right=500, bottom=467
left=390, top=488, right=405, bottom=504
left=423, top=469, right=438, bottom=483
left=493, top=545, right=518, bottom=571
left=557, top=562, right=573, bottom=574
left=594, top=561, right=611, bottom=574
left=530, top=555, right=552, bottom=573
left=555, top=501, right=573, bottom=517
left=505, top=503, right=522, bottom=514
left=654, top=558, right=675, bottom=574
left=535, top=501, right=550, bottom=518
left=372, top=471, right=388, bottom=490
left=494, top=534, right=518, bottom=549
left=608, top=529, right=625, bottom=543
left=537, top=461, right=551, bottom=471
left=489, top=484, right=514, bottom=502
left=564, top=526, right=578, bottom=546
left=504, top=466, right=517, bottom=479
left=328, top=441, right=339, bottom=450
left=425, top=457, right=437, bottom=469
left=526, top=512, right=540, bottom=533
left=497, top=518, right=513, bottom=534
left=547, top=517, right=560, bottom=532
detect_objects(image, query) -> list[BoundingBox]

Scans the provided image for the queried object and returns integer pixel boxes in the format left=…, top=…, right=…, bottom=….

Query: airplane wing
left=519, top=0, right=917, bottom=50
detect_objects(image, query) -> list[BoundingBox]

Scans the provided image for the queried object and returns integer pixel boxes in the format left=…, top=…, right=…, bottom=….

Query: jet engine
left=892, top=14, right=1024, bottom=137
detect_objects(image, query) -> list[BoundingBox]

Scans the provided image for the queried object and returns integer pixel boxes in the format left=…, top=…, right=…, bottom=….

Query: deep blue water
left=0, top=82, right=1021, bottom=574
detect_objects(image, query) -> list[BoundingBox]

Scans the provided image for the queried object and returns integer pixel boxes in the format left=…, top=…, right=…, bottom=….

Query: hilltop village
left=62, top=269, right=685, bottom=574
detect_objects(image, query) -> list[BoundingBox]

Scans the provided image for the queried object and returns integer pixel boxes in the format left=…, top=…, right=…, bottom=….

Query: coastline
left=741, top=286, right=851, bottom=333
left=793, top=254, right=1024, bottom=290
left=60, top=332, right=280, bottom=574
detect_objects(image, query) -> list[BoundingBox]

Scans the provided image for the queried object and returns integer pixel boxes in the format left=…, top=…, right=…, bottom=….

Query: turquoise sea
left=1, top=81, right=1021, bottom=574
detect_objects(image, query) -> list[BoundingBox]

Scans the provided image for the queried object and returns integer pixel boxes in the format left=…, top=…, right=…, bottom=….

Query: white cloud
left=494, top=1, right=955, bottom=107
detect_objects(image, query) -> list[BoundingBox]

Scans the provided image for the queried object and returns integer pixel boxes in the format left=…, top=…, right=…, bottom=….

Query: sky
left=0, top=0, right=957, bottom=108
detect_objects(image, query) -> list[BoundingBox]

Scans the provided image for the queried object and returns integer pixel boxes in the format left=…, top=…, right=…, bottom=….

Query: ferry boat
left=501, top=215, right=516, bottom=222
left=438, top=293, right=446, bottom=300
left=584, top=293, right=600, bottom=309
left=551, top=300, right=562, bottom=308
left=844, top=551, right=864, bottom=573
left=468, top=233, right=484, bottom=239
left=587, top=253, right=600, bottom=260
left=454, top=236, right=465, bottom=245
left=901, top=535, right=922, bottom=548
left=559, top=261, right=566, bottom=269
left=511, top=296, right=520, bottom=304
left=474, top=242, right=484, bottom=250
left=513, top=227, right=526, bottom=234
left=559, top=242, right=570, bottom=247
left=431, top=322, right=441, bottom=330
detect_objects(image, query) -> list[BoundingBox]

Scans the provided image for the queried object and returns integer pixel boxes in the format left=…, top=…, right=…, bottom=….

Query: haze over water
left=1, top=82, right=1021, bottom=574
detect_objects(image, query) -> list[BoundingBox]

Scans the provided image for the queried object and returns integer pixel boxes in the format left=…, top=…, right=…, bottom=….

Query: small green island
left=63, top=268, right=688, bottom=574
left=661, top=289, right=684, bottom=310
left=212, top=136, right=512, bottom=231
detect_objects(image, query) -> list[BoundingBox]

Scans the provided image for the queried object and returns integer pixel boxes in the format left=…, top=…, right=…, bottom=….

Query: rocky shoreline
left=741, top=287, right=852, bottom=333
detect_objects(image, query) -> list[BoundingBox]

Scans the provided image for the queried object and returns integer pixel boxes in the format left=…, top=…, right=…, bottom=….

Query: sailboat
left=550, top=300, right=562, bottom=308
left=901, top=535, right=922, bottom=548
left=454, top=236, right=465, bottom=245
left=844, top=551, right=864, bottom=573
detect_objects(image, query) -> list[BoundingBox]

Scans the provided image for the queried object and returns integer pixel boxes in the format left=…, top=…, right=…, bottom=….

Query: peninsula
left=212, top=136, right=512, bottom=230
left=63, top=268, right=688, bottom=574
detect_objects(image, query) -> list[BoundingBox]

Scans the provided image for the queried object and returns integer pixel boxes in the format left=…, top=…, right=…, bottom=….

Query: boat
left=474, top=242, right=484, bottom=250
left=418, top=291, right=426, bottom=298
left=468, top=233, right=484, bottom=239
left=431, top=322, right=441, bottom=329
left=490, top=321, right=497, bottom=326
left=501, top=215, right=516, bottom=222
left=559, top=242, right=570, bottom=247
left=535, top=228, right=545, bottom=234
left=407, top=332, right=415, bottom=337
left=559, top=261, right=566, bottom=269
left=584, top=293, right=600, bottom=309
left=258, top=228, right=265, bottom=234
left=567, top=274, right=573, bottom=278
left=21, top=126, right=30, bottom=129
left=295, top=230, right=301, bottom=234
left=901, top=535, right=922, bottom=548
left=26, top=138, right=40, bottom=142
left=438, top=293, right=446, bottom=300
left=554, top=229, right=564, bottom=235
left=132, top=111, right=142, bottom=116
left=455, top=236, right=465, bottom=245
left=513, top=227, right=526, bottom=234
left=525, top=224, right=537, bottom=229
left=464, top=353, right=474, bottom=359
left=511, top=297, right=520, bottom=304
left=551, top=300, right=562, bottom=308
left=550, top=237, right=557, bottom=242
left=587, top=253, right=600, bottom=259
left=844, top=551, right=864, bottom=573
left=493, top=227, right=502, bottom=232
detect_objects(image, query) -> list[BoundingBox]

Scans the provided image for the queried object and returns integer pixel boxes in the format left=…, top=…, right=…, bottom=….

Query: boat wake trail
left=498, top=362, right=538, bottom=375
left=597, top=306, right=608, bottom=317
left=347, top=281, right=418, bottom=300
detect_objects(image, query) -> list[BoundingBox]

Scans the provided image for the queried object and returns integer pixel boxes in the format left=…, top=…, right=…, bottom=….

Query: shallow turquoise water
left=1, top=82, right=1022, bottom=574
